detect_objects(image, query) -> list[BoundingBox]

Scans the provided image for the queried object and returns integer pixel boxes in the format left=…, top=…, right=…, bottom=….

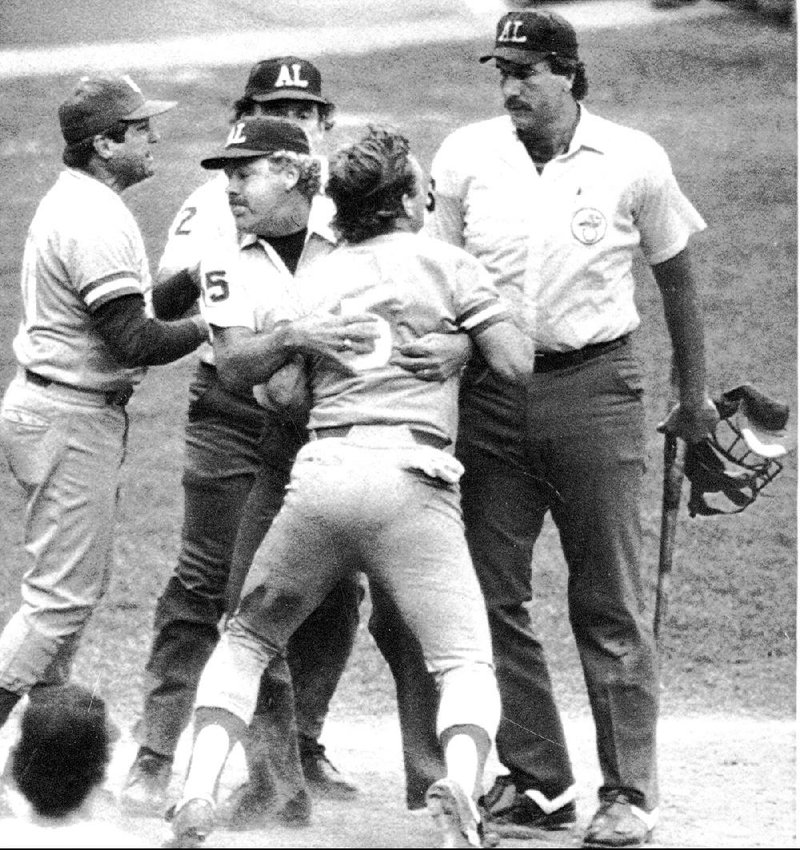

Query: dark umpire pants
left=455, top=339, right=659, bottom=810
left=135, top=362, right=359, bottom=759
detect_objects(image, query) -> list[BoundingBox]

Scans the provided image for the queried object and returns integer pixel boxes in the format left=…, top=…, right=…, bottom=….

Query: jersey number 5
left=203, top=270, right=229, bottom=303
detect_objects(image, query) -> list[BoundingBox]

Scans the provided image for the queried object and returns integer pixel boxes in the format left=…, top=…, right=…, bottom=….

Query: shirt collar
left=307, top=194, right=337, bottom=244
left=64, top=167, right=119, bottom=196
left=505, top=104, right=607, bottom=161
left=566, top=104, right=607, bottom=155
left=238, top=194, right=337, bottom=251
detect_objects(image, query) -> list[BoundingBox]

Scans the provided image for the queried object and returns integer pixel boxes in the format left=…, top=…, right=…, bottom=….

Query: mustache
left=228, top=195, right=248, bottom=208
left=504, top=98, right=529, bottom=111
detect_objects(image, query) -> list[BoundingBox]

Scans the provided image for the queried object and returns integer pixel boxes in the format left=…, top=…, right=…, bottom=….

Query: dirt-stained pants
left=196, top=433, right=501, bottom=753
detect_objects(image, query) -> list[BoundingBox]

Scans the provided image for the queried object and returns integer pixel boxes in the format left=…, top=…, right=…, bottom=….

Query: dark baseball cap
left=242, top=56, right=332, bottom=106
left=479, top=10, right=579, bottom=66
left=58, top=74, right=176, bottom=144
left=201, top=116, right=311, bottom=170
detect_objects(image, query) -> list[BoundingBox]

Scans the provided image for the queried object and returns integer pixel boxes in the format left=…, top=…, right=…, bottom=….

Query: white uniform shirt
left=157, top=159, right=332, bottom=282
left=13, top=169, right=151, bottom=391
left=159, top=173, right=335, bottom=365
left=157, top=172, right=236, bottom=283
left=426, top=107, right=706, bottom=351
left=201, top=194, right=337, bottom=337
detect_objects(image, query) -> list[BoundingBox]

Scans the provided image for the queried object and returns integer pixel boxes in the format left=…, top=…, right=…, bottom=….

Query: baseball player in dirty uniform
left=169, top=124, right=533, bottom=849
left=123, top=58, right=362, bottom=819
left=0, top=75, right=207, bottom=732
left=424, top=10, right=719, bottom=848
left=125, top=57, right=462, bottom=820
left=196, top=117, right=380, bottom=824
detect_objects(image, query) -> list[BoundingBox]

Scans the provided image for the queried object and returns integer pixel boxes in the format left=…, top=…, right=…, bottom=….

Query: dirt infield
left=0, top=710, right=793, bottom=847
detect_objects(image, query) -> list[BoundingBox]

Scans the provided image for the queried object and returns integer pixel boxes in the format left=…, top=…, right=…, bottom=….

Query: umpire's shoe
left=583, top=791, right=657, bottom=847
left=479, top=775, right=577, bottom=838
left=120, top=747, right=172, bottom=816
left=300, top=740, right=358, bottom=799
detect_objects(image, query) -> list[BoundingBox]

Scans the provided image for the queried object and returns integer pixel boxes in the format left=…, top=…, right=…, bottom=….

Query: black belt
left=309, top=425, right=450, bottom=451
left=534, top=335, right=629, bottom=373
left=25, top=369, right=133, bottom=407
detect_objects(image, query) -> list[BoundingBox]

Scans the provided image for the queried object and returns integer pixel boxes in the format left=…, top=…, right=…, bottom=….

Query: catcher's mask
left=685, top=384, right=789, bottom=517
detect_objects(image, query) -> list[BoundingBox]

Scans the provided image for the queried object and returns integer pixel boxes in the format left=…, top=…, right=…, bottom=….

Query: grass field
left=0, top=9, right=795, bottom=742
left=0, top=0, right=465, bottom=47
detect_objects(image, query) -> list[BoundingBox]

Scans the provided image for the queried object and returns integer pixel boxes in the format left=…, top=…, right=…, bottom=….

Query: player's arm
left=92, top=294, right=208, bottom=367
left=652, top=247, right=719, bottom=442
left=215, top=326, right=311, bottom=419
left=213, top=325, right=294, bottom=394
left=469, top=317, right=533, bottom=384
left=152, top=269, right=201, bottom=320
left=213, top=314, right=381, bottom=394
left=452, top=253, right=532, bottom=383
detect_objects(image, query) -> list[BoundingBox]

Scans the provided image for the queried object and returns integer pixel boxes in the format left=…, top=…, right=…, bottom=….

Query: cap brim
left=125, top=99, right=178, bottom=121
left=479, top=48, right=552, bottom=65
left=248, top=90, right=331, bottom=106
left=200, top=148, right=273, bottom=170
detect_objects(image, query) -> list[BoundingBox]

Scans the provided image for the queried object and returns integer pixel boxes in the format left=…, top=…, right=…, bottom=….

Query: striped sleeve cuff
left=456, top=300, right=510, bottom=336
left=83, top=273, right=143, bottom=311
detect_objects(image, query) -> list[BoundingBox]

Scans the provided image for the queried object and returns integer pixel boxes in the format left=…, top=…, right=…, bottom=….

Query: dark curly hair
left=11, top=684, right=109, bottom=819
left=546, top=55, right=589, bottom=101
left=232, top=97, right=336, bottom=130
left=326, top=125, right=417, bottom=244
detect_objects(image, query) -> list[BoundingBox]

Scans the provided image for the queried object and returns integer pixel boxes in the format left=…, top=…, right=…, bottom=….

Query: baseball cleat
left=120, top=749, right=172, bottom=817
left=168, top=796, right=215, bottom=848
left=426, top=777, right=487, bottom=848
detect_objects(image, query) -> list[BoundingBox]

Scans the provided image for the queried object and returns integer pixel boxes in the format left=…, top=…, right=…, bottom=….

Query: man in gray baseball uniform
left=0, top=75, right=207, bottom=731
left=124, top=58, right=458, bottom=822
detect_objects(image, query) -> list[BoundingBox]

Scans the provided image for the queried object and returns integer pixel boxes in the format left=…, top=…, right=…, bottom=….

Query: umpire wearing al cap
left=0, top=75, right=206, bottom=733
left=123, top=57, right=361, bottom=818
left=426, top=9, right=720, bottom=847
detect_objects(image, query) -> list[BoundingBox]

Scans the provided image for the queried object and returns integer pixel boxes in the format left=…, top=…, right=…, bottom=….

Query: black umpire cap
left=242, top=56, right=333, bottom=107
left=200, top=116, right=311, bottom=170
left=480, top=10, right=579, bottom=65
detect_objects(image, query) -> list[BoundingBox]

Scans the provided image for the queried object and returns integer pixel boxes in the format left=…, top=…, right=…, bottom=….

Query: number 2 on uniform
left=203, top=270, right=229, bottom=303
left=174, top=206, right=197, bottom=235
